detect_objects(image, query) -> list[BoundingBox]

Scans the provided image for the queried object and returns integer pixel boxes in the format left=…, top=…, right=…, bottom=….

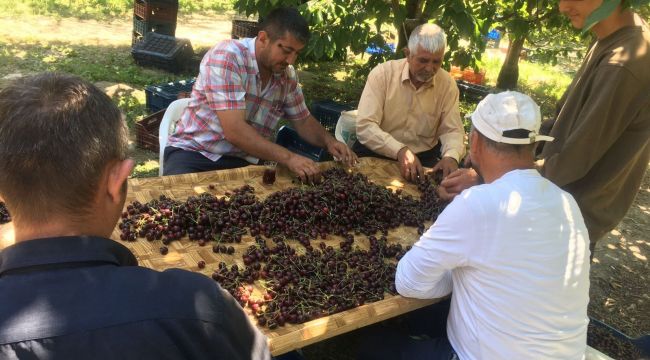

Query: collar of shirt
left=0, top=236, right=137, bottom=276
left=244, top=37, right=260, bottom=76
left=401, top=61, right=436, bottom=90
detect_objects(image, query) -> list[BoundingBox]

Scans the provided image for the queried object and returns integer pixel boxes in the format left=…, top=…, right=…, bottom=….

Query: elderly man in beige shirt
left=353, top=23, right=465, bottom=182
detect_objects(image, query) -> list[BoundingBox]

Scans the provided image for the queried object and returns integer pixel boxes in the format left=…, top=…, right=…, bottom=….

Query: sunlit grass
left=0, top=0, right=233, bottom=21
left=132, top=160, right=160, bottom=178
left=482, top=52, right=573, bottom=118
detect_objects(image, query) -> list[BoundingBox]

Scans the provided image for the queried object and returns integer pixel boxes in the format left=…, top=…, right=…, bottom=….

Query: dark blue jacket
left=0, top=236, right=270, bottom=360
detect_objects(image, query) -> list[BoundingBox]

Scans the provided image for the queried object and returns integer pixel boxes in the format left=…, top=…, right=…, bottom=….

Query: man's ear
left=258, top=30, right=270, bottom=46
left=106, top=159, right=134, bottom=205
left=403, top=47, right=410, bottom=57
left=469, top=130, right=481, bottom=157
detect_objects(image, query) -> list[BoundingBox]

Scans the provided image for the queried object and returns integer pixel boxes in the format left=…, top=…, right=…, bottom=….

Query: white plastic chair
left=158, top=98, right=192, bottom=176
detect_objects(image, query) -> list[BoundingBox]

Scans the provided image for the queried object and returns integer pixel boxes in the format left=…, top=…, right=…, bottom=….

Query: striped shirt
left=168, top=37, right=311, bottom=163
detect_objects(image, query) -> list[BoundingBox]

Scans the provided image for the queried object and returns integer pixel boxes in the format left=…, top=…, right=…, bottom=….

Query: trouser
left=163, top=146, right=251, bottom=176
left=352, top=141, right=442, bottom=168
left=357, top=298, right=458, bottom=360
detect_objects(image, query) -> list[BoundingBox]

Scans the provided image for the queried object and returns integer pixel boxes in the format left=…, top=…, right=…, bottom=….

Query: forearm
left=220, top=110, right=295, bottom=165
left=438, top=132, right=465, bottom=162
left=437, top=89, right=465, bottom=162
left=396, top=253, right=453, bottom=299
left=357, top=120, right=404, bottom=159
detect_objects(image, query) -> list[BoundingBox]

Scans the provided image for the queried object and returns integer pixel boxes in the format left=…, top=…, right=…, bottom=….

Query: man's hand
left=285, top=153, right=322, bottom=184
left=431, top=156, right=459, bottom=178
left=437, top=168, right=481, bottom=201
left=397, top=147, right=424, bottom=182
left=326, top=139, right=358, bottom=167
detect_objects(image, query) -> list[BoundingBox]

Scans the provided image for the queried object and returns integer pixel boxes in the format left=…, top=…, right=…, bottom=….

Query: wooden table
left=1, top=158, right=439, bottom=355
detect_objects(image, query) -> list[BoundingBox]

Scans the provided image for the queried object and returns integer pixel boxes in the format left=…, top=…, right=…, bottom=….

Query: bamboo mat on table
left=111, top=157, right=439, bottom=355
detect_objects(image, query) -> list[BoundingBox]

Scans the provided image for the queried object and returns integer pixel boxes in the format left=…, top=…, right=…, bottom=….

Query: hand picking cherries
left=118, top=168, right=446, bottom=328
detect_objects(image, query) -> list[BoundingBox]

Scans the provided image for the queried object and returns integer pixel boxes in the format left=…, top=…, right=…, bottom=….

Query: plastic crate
left=231, top=20, right=259, bottom=39
left=456, top=80, right=492, bottom=104
left=133, top=15, right=176, bottom=37
left=276, top=125, right=330, bottom=162
left=145, top=78, right=195, bottom=113
left=134, top=0, right=178, bottom=22
left=132, top=33, right=193, bottom=73
left=310, top=100, right=355, bottom=134
left=135, top=109, right=166, bottom=152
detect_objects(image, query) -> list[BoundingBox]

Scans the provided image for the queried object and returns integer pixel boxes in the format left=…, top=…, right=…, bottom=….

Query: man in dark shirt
left=0, top=73, right=270, bottom=360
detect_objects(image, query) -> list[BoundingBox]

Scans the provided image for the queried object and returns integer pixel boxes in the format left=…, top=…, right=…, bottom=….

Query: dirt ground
left=1, top=12, right=648, bottom=347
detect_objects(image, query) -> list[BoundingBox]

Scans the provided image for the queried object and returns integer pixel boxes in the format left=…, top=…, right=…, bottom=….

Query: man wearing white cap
left=385, top=92, right=591, bottom=359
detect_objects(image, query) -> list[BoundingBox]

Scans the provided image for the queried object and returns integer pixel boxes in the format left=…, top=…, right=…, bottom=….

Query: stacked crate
left=132, top=0, right=178, bottom=45
left=231, top=20, right=259, bottom=39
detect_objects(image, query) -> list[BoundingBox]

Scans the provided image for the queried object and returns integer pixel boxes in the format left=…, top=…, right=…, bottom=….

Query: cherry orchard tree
left=234, top=0, right=496, bottom=70
left=495, top=0, right=649, bottom=90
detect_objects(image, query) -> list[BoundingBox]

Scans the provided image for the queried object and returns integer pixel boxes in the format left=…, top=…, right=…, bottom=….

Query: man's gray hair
left=408, top=23, right=447, bottom=54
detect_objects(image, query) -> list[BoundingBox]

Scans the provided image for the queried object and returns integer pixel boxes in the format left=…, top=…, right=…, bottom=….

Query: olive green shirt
left=540, top=21, right=650, bottom=244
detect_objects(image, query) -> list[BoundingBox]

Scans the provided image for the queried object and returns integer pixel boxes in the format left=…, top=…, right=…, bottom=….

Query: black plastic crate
left=132, top=33, right=193, bottom=73
left=134, top=0, right=178, bottom=22
left=231, top=20, right=259, bottom=39
left=456, top=80, right=492, bottom=104
left=133, top=15, right=176, bottom=36
left=145, top=78, right=195, bottom=113
left=276, top=125, right=330, bottom=162
left=310, top=100, right=355, bottom=134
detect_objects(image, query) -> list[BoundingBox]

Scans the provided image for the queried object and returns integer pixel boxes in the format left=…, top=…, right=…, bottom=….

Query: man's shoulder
left=371, top=58, right=407, bottom=76
left=601, top=25, right=650, bottom=78
left=123, top=266, right=222, bottom=300
left=205, top=39, right=251, bottom=64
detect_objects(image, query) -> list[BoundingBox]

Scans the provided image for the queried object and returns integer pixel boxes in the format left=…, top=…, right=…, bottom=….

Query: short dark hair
left=0, top=73, right=128, bottom=222
left=259, top=7, right=310, bottom=44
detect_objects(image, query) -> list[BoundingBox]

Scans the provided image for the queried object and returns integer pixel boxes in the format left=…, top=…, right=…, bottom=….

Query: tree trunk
left=395, top=0, right=425, bottom=57
left=496, top=35, right=526, bottom=90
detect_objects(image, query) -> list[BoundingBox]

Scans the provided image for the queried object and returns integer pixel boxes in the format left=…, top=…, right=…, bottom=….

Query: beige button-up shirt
left=356, top=58, right=465, bottom=161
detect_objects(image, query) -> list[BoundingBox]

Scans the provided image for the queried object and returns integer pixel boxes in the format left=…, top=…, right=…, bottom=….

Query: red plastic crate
left=134, top=0, right=178, bottom=23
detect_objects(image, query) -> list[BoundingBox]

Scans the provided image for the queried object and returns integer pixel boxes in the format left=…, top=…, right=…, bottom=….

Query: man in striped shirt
left=165, top=7, right=356, bottom=182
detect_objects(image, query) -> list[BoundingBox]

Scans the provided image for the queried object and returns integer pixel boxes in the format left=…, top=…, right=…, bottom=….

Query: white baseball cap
left=471, top=91, right=554, bottom=144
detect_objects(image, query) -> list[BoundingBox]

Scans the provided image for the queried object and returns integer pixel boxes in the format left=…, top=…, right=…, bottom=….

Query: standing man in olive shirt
left=354, top=23, right=465, bottom=182
left=439, top=1, right=650, bottom=251
left=538, top=1, right=650, bottom=247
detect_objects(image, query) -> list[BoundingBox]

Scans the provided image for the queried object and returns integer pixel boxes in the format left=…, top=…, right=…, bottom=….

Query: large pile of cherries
left=118, top=168, right=446, bottom=328
left=0, top=202, right=10, bottom=224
